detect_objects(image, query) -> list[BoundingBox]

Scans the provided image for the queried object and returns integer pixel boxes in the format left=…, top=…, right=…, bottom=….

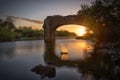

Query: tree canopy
left=77, top=0, right=120, bottom=43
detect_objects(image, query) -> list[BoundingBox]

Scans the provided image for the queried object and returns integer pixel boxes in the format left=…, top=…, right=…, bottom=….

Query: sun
left=57, top=24, right=87, bottom=36
left=76, top=27, right=86, bottom=36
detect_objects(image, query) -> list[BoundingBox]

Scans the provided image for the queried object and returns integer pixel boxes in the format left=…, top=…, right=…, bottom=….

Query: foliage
left=15, top=27, right=44, bottom=40
left=0, top=19, right=16, bottom=42
left=55, top=30, right=77, bottom=37
left=0, top=18, right=77, bottom=42
left=0, top=29, right=16, bottom=41
left=77, top=0, right=120, bottom=43
left=0, top=18, right=44, bottom=42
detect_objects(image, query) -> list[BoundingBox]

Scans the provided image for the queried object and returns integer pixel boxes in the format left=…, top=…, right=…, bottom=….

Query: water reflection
left=61, top=54, right=68, bottom=61
left=0, top=42, right=16, bottom=60
left=44, top=40, right=120, bottom=80
left=0, top=40, right=45, bottom=80
left=44, top=42, right=77, bottom=67
left=44, top=41, right=93, bottom=67
left=0, top=40, right=119, bottom=80
left=57, top=40, right=94, bottom=61
left=0, top=41, right=43, bottom=60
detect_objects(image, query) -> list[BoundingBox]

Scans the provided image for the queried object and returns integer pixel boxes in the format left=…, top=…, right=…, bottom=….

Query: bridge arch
left=43, top=15, right=94, bottom=42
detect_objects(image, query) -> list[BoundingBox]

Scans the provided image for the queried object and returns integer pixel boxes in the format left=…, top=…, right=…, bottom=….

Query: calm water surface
left=0, top=39, right=100, bottom=80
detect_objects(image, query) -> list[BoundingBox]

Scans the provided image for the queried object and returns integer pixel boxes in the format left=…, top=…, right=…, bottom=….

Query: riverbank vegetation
left=55, top=30, right=77, bottom=37
left=0, top=18, right=78, bottom=42
left=77, top=0, right=120, bottom=43
left=0, top=18, right=43, bottom=42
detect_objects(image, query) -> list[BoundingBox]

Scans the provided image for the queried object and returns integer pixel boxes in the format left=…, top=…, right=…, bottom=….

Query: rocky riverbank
left=94, top=42, right=120, bottom=69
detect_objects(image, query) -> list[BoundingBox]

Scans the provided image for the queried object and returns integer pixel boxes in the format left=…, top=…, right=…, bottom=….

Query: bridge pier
left=44, top=28, right=55, bottom=43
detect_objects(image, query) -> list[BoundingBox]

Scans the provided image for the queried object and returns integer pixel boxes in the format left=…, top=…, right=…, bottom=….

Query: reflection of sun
left=76, top=27, right=86, bottom=36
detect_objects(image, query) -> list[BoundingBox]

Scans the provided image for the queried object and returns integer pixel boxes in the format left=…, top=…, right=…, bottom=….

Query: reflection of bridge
left=43, top=42, right=119, bottom=80
left=44, top=42, right=84, bottom=67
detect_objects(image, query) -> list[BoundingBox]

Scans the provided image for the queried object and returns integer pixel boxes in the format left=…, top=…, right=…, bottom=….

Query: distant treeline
left=55, top=30, right=77, bottom=37
left=0, top=19, right=77, bottom=42
left=0, top=20, right=44, bottom=42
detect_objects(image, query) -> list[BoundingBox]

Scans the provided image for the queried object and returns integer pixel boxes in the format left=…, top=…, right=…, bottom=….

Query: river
left=0, top=39, right=117, bottom=80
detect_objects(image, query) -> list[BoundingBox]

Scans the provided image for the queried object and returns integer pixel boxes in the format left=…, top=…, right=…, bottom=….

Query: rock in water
left=31, top=64, right=56, bottom=79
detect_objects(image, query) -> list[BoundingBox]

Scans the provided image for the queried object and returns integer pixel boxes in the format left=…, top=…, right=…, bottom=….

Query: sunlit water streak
left=56, top=39, right=94, bottom=61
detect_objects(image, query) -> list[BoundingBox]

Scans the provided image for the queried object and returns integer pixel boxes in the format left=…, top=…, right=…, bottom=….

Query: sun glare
left=76, top=27, right=86, bottom=36
left=57, top=24, right=87, bottom=36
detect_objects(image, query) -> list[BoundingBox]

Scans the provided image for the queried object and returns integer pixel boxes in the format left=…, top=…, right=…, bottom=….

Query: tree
left=77, top=0, right=120, bottom=42
left=1, top=21, right=15, bottom=31
left=0, top=18, right=16, bottom=41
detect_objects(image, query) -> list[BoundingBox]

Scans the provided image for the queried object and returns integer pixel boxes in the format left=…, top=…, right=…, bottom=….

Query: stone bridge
left=43, top=15, right=94, bottom=43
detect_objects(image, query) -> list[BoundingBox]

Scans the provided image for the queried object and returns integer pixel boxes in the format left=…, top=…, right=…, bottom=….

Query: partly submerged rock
left=31, top=64, right=56, bottom=79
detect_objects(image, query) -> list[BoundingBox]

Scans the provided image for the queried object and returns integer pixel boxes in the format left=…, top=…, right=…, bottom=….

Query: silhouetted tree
left=77, top=0, right=120, bottom=43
